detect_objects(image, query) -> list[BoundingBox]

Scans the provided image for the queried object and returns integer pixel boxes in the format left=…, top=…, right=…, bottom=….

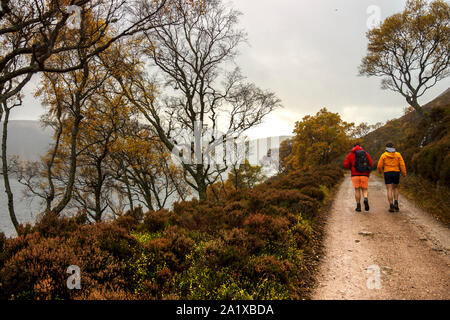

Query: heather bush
left=203, top=239, right=247, bottom=269
left=0, top=164, right=343, bottom=300
left=246, top=255, right=294, bottom=284
left=28, top=211, right=88, bottom=238
left=200, top=228, right=264, bottom=270
left=139, top=209, right=173, bottom=233
left=290, top=218, right=314, bottom=249
left=220, top=228, right=264, bottom=254
left=176, top=265, right=245, bottom=299
left=0, top=234, right=78, bottom=299
left=411, top=135, right=450, bottom=184
left=247, top=188, right=319, bottom=215
left=67, top=223, right=140, bottom=299
left=0, top=215, right=140, bottom=300
left=243, top=214, right=290, bottom=247
left=222, top=208, right=248, bottom=228
left=272, top=173, right=318, bottom=190
left=116, top=207, right=145, bottom=232
left=0, top=232, right=6, bottom=270
left=170, top=200, right=225, bottom=233
left=299, top=186, right=325, bottom=201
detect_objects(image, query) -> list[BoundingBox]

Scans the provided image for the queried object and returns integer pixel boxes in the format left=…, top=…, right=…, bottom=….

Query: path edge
left=300, top=173, right=347, bottom=300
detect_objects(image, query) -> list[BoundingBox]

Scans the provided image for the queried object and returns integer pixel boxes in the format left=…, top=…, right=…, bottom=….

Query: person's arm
left=398, top=153, right=407, bottom=177
left=367, top=152, right=374, bottom=170
left=344, top=153, right=352, bottom=169
left=377, top=154, right=384, bottom=174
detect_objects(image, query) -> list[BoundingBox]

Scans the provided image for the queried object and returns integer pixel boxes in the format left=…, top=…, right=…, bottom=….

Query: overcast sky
left=12, top=0, right=449, bottom=139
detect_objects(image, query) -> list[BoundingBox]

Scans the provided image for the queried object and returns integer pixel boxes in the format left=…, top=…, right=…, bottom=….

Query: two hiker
left=344, top=142, right=407, bottom=213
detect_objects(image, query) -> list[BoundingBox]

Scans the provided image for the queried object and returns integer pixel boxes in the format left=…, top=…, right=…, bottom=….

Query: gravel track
left=312, top=175, right=450, bottom=300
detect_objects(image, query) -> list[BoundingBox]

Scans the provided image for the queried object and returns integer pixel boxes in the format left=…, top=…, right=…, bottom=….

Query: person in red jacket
left=344, top=143, right=374, bottom=212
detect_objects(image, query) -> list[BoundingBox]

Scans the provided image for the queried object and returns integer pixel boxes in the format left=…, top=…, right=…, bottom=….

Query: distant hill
left=431, top=87, right=450, bottom=107
left=363, top=87, right=450, bottom=185
left=0, top=120, right=52, bottom=161
left=0, top=120, right=291, bottom=170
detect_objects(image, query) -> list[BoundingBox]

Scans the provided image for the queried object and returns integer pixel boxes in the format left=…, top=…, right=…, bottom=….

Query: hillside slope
left=362, top=88, right=450, bottom=225
left=364, top=87, right=450, bottom=185
left=0, top=120, right=52, bottom=161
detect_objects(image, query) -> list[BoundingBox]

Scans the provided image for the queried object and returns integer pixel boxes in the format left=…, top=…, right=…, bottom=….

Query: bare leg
left=393, top=184, right=399, bottom=201
left=386, top=184, right=393, bottom=204
left=362, top=188, right=368, bottom=199
left=355, top=188, right=361, bottom=203
left=362, top=188, right=370, bottom=211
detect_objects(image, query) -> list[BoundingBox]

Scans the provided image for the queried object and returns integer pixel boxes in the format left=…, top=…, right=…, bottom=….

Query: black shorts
left=384, top=171, right=400, bottom=185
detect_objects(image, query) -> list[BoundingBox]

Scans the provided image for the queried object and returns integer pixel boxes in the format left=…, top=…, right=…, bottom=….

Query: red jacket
left=344, top=146, right=373, bottom=177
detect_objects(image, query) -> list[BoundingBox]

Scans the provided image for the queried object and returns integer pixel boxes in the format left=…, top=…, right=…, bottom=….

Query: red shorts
left=351, top=176, right=369, bottom=189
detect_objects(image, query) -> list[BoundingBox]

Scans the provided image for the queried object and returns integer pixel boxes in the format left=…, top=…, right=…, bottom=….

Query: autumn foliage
left=359, top=0, right=450, bottom=115
left=0, top=165, right=343, bottom=300
left=0, top=0, right=353, bottom=301
left=282, top=108, right=354, bottom=171
left=362, top=93, right=450, bottom=224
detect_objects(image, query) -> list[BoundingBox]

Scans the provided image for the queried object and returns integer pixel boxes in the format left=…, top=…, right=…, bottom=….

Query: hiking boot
left=364, top=199, right=370, bottom=211
left=389, top=203, right=395, bottom=213
left=355, top=203, right=362, bottom=212
left=394, top=201, right=399, bottom=212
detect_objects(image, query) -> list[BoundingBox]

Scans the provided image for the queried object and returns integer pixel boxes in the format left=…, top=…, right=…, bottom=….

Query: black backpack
left=354, top=150, right=370, bottom=173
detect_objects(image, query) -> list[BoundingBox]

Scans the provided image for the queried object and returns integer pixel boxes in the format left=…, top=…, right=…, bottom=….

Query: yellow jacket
left=377, top=152, right=407, bottom=176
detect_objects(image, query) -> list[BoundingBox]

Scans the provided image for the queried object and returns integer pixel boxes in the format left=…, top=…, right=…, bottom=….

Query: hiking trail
left=312, top=175, right=450, bottom=299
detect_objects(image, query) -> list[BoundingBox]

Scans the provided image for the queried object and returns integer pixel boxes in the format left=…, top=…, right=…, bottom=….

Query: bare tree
left=0, top=94, right=22, bottom=231
left=0, top=0, right=170, bottom=232
left=0, top=0, right=169, bottom=94
left=110, top=120, right=189, bottom=212
left=359, top=0, right=450, bottom=116
left=113, top=0, right=281, bottom=199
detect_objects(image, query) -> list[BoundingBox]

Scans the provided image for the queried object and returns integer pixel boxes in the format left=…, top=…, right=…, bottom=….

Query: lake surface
left=0, top=179, right=42, bottom=238
left=0, top=161, right=278, bottom=238
left=0, top=178, right=182, bottom=238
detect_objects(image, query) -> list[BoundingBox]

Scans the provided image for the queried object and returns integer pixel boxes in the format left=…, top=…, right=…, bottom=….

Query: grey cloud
left=10, top=0, right=450, bottom=139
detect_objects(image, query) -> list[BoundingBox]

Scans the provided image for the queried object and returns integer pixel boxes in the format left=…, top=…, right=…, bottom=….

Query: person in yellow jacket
left=377, top=142, right=407, bottom=212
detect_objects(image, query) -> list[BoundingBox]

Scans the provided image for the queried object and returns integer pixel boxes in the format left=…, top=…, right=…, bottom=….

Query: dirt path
left=312, top=175, right=450, bottom=300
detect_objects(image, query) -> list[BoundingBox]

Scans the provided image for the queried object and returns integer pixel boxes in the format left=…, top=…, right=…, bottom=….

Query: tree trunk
left=198, top=187, right=207, bottom=200
left=123, top=170, right=134, bottom=212
left=94, top=167, right=103, bottom=222
left=142, top=187, right=154, bottom=211
left=407, top=96, right=424, bottom=117
left=196, top=177, right=207, bottom=201
left=45, top=107, right=63, bottom=213
left=94, top=185, right=102, bottom=222
left=51, top=113, right=82, bottom=215
left=1, top=107, right=19, bottom=234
